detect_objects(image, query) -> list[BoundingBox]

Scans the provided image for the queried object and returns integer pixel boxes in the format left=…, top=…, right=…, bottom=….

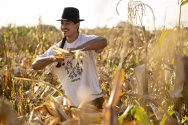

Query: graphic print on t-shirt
left=64, top=58, right=83, bottom=83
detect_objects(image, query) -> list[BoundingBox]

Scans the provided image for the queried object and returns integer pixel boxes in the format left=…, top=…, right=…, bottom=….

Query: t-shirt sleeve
left=81, top=35, right=97, bottom=44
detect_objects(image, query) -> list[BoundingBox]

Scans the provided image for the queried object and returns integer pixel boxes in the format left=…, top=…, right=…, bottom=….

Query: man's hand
left=32, top=48, right=75, bottom=70
left=51, top=56, right=65, bottom=62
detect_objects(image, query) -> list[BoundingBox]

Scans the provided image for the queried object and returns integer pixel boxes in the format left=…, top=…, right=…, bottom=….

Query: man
left=32, top=7, right=107, bottom=109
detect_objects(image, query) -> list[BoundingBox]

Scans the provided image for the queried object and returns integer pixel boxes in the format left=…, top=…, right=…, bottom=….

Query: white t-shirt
left=35, top=34, right=103, bottom=106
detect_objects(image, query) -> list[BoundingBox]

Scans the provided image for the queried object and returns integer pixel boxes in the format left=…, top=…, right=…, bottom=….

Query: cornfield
left=1, top=1, right=188, bottom=125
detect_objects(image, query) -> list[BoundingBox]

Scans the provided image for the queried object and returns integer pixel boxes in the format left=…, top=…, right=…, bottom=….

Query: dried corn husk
left=53, top=48, right=74, bottom=58
left=53, top=47, right=85, bottom=60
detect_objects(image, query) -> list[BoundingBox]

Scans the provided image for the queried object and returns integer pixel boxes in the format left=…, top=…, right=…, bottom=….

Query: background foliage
left=1, top=8, right=188, bottom=124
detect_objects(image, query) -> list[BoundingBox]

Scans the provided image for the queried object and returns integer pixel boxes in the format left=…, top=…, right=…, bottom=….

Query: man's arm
left=32, top=36, right=107, bottom=70
left=71, top=36, right=108, bottom=51
left=32, top=56, right=64, bottom=70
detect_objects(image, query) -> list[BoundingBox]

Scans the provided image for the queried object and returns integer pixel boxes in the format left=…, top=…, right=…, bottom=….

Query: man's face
left=60, top=20, right=79, bottom=37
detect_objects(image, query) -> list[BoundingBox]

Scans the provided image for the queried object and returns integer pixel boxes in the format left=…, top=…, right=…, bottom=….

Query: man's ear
left=76, top=22, right=80, bottom=28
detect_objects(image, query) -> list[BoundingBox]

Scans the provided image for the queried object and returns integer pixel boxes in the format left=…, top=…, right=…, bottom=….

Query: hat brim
left=56, top=19, right=84, bottom=21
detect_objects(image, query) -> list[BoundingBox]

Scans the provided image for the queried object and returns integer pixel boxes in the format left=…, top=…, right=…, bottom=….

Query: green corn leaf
left=160, top=114, right=167, bottom=125
left=131, top=106, right=153, bottom=125
left=118, top=105, right=134, bottom=124
left=168, top=106, right=180, bottom=122
left=159, top=30, right=169, bottom=47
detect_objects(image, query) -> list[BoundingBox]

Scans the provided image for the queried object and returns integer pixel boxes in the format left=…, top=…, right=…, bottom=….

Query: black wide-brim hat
left=56, top=7, right=84, bottom=21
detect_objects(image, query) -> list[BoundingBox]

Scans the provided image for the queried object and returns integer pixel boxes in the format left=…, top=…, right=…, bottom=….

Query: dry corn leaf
left=85, top=112, right=103, bottom=123
left=53, top=47, right=73, bottom=58
left=49, top=117, right=61, bottom=125
left=53, top=47, right=85, bottom=60
left=53, top=47, right=70, bottom=54
left=104, top=106, right=120, bottom=125
left=34, top=105, right=46, bottom=112
left=44, top=102, right=57, bottom=116
left=62, top=118, right=79, bottom=125
left=32, top=117, right=46, bottom=125
left=134, top=64, right=146, bottom=95
left=78, top=103, right=99, bottom=113
left=104, top=67, right=125, bottom=125
left=108, top=68, right=125, bottom=107
left=169, top=55, right=185, bottom=98
left=64, top=96, right=72, bottom=108
left=50, top=96, right=69, bottom=120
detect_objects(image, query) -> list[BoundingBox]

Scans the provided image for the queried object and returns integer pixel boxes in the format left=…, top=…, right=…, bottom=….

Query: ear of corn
left=53, top=47, right=72, bottom=58
left=52, top=47, right=85, bottom=65
left=53, top=47, right=84, bottom=57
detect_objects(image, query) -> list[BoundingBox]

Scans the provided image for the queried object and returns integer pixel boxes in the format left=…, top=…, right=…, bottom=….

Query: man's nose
left=60, top=24, right=66, bottom=30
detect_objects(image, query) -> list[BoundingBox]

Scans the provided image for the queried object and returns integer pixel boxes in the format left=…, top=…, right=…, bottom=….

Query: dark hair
left=56, top=37, right=66, bottom=68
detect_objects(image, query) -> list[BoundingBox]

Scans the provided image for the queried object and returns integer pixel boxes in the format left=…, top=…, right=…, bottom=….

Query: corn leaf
left=160, top=114, right=167, bottom=125
left=118, top=105, right=134, bottom=124
left=181, top=0, right=188, bottom=6
left=108, top=68, right=125, bottom=107
left=131, top=106, right=153, bottom=125
left=159, top=30, right=169, bottom=47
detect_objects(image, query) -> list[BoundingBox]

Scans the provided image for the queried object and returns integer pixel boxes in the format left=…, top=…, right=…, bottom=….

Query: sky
left=0, top=0, right=188, bottom=29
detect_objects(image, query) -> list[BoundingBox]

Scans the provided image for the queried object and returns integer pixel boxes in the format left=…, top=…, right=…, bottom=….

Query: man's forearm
left=76, top=36, right=107, bottom=51
left=32, top=56, right=55, bottom=70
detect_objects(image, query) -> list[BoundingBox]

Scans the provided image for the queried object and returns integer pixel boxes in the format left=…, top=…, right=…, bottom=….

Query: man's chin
left=63, top=33, right=69, bottom=37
